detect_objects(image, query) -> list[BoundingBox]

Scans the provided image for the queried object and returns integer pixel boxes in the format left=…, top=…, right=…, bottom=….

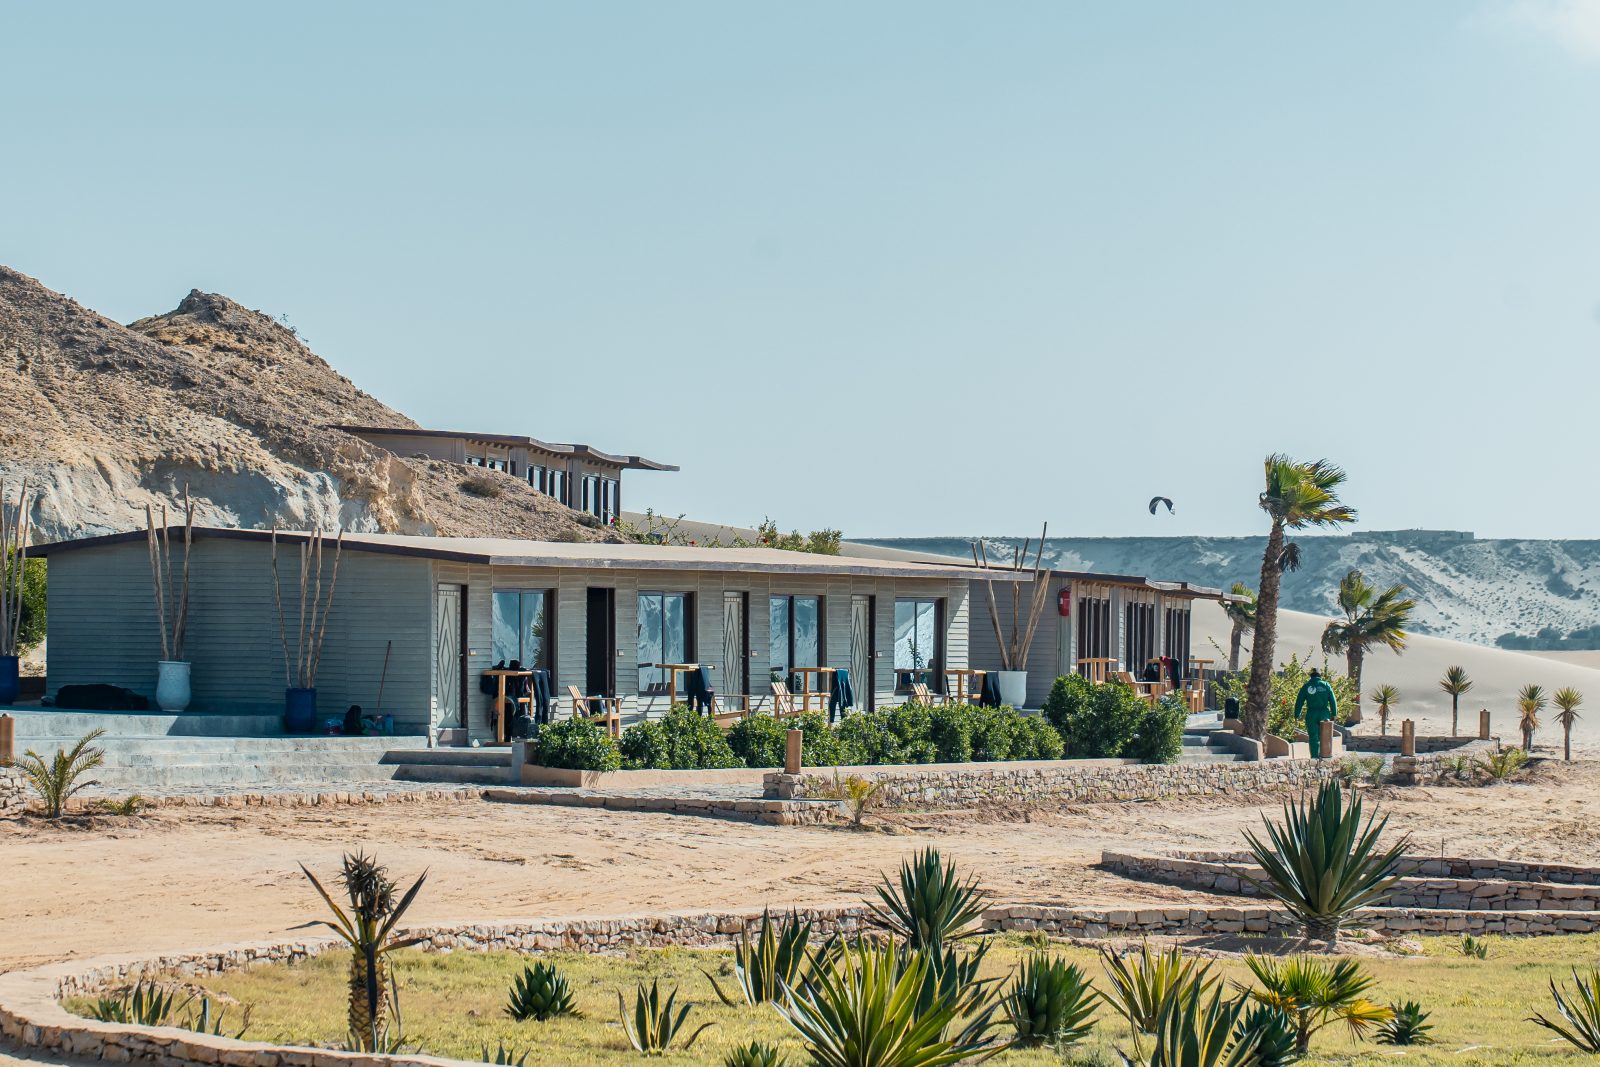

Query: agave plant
left=1233, top=1003, right=1296, bottom=1067
left=88, top=980, right=185, bottom=1025
left=1476, top=747, right=1529, bottom=781
left=481, top=1041, right=530, bottom=1066
left=1003, top=953, right=1098, bottom=1047
left=1459, top=934, right=1490, bottom=959
left=185, top=996, right=251, bottom=1038
left=1241, top=779, right=1409, bottom=943
left=707, top=909, right=814, bottom=1006
left=301, top=852, right=428, bottom=1053
left=1099, top=942, right=1217, bottom=1060
left=1240, top=954, right=1391, bottom=1054
left=724, top=1041, right=789, bottom=1067
left=618, top=979, right=713, bottom=1054
left=506, top=960, right=581, bottom=1020
left=1375, top=1001, right=1433, bottom=1045
left=1122, top=980, right=1261, bottom=1067
left=1532, top=967, right=1600, bottom=1053
left=777, top=937, right=998, bottom=1067
left=17, top=728, right=107, bottom=818
left=870, top=848, right=990, bottom=953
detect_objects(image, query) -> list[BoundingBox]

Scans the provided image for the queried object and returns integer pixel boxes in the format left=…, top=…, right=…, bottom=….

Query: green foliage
left=1376, top=1001, right=1434, bottom=1045
left=836, top=704, right=938, bottom=765
left=1459, top=934, right=1490, bottom=959
left=17, top=728, right=106, bottom=818
left=870, top=848, right=990, bottom=953
left=1475, top=747, right=1529, bottom=781
left=1099, top=942, right=1218, bottom=1059
left=1241, top=954, right=1392, bottom=1054
left=1007, top=712, right=1066, bottom=761
left=618, top=978, right=713, bottom=1054
left=1242, top=780, right=1409, bottom=942
left=723, top=1041, right=788, bottom=1067
left=1045, top=676, right=1146, bottom=759
left=530, top=714, right=622, bottom=772
left=1337, top=755, right=1385, bottom=787
left=3, top=552, right=45, bottom=654
left=620, top=705, right=742, bottom=770
left=706, top=909, right=814, bottom=1006
left=1126, top=981, right=1261, bottom=1067
left=726, top=713, right=791, bottom=767
left=1233, top=1004, right=1296, bottom=1067
left=1320, top=569, right=1415, bottom=664
left=89, top=982, right=249, bottom=1038
left=506, top=961, right=581, bottom=1021
left=755, top=518, right=842, bottom=555
left=185, top=996, right=251, bottom=1038
left=821, top=771, right=886, bottom=828
left=97, top=794, right=147, bottom=816
left=1531, top=967, right=1600, bottom=1053
left=775, top=937, right=998, bottom=1067
left=1212, top=652, right=1357, bottom=739
left=927, top=704, right=975, bottom=763
left=1003, top=954, right=1098, bottom=1047
left=482, top=1041, right=530, bottom=1066
left=1128, top=694, right=1187, bottom=765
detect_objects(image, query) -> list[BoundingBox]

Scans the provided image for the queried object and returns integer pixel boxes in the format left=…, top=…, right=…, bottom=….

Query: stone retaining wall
left=766, top=757, right=1344, bottom=808
left=985, top=903, right=1600, bottom=938
left=1345, top=734, right=1484, bottom=754
left=0, top=765, right=24, bottom=818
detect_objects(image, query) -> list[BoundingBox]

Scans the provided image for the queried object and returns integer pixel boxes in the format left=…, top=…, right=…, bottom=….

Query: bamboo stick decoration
left=973, top=523, right=1053, bottom=671
left=271, top=528, right=345, bottom=689
left=144, top=489, right=195, bottom=661
left=1, top=480, right=35, bottom=659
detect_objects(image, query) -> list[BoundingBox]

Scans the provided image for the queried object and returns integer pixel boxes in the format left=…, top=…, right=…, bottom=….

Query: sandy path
left=6, top=762, right=1600, bottom=973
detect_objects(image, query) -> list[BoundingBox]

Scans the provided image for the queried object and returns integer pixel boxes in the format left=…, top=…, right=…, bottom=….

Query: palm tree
left=1222, top=582, right=1258, bottom=673
left=1320, top=570, right=1414, bottom=724
left=1439, top=667, right=1473, bottom=738
left=1518, top=683, right=1547, bottom=754
left=1371, top=685, right=1399, bottom=737
left=1553, top=688, right=1583, bottom=762
left=1243, top=456, right=1358, bottom=741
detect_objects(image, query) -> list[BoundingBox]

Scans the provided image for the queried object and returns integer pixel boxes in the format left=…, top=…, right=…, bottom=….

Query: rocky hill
left=0, top=266, right=616, bottom=543
left=859, top=532, right=1600, bottom=650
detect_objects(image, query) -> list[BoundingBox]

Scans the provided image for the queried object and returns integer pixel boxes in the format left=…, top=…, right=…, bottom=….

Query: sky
left=3, top=2, right=1599, bottom=541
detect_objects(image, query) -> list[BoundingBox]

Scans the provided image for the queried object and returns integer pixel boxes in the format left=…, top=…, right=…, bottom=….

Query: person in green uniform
left=1295, top=667, right=1339, bottom=758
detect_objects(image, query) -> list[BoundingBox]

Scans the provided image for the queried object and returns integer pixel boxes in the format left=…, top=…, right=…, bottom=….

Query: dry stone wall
left=0, top=766, right=25, bottom=818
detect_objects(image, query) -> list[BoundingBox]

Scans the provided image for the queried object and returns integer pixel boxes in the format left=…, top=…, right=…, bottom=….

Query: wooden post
left=1319, top=719, right=1334, bottom=760
left=1479, top=709, right=1490, bottom=740
left=1401, top=719, right=1415, bottom=757
left=0, top=713, right=12, bottom=764
left=784, top=729, right=803, bottom=775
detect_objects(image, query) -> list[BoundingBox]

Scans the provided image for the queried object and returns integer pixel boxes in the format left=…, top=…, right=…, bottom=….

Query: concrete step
left=88, top=762, right=411, bottom=791
left=380, top=749, right=512, bottom=768
left=389, top=763, right=518, bottom=786
left=5, top=709, right=288, bottom=740
left=1178, top=751, right=1251, bottom=764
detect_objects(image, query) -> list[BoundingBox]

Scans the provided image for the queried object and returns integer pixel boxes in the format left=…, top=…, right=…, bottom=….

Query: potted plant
left=272, top=528, right=344, bottom=733
left=145, top=493, right=195, bottom=712
left=973, top=524, right=1053, bottom=708
left=0, top=480, right=34, bottom=705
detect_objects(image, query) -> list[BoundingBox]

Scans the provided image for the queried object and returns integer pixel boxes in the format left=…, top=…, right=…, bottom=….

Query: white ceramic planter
left=994, top=670, right=1028, bottom=708
left=155, top=660, right=192, bottom=712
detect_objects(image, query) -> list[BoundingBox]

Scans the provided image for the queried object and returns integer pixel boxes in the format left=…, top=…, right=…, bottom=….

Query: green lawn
left=68, top=934, right=1600, bottom=1067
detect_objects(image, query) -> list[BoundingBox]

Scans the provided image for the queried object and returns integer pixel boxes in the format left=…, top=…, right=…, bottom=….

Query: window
left=1163, top=605, right=1192, bottom=669
left=893, top=598, right=942, bottom=691
left=769, top=595, right=822, bottom=684
left=547, top=469, right=567, bottom=504
left=638, top=592, right=693, bottom=694
left=1076, top=590, right=1112, bottom=668
left=529, top=465, right=545, bottom=491
left=601, top=478, right=619, bottom=524
left=466, top=456, right=484, bottom=467
left=580, top=475, right=604, bottom=518
left=486, top=458, right=508, bottom=473
left=1125, top=601, right=1157, bottom=677
left=491, top=590, right=552, bottom=669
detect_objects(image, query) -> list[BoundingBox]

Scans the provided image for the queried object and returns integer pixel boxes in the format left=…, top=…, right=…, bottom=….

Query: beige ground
left=6, top=761, right=1600, bottom=977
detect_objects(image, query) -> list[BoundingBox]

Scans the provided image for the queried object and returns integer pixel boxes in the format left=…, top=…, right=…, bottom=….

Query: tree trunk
left=1451, top=695, right=1459, bottom=738
left=1228, top=624, right=1243, bottom=674
left=1566, top=726, right=1572, bottom=762
left=1347, top=646, right=1363, bottom=721
left=348, top=948, right=389, bottom=1050
left=1242, top=522, right=1285, bottom=741
left=1523, top=726, right=1533, bottom=753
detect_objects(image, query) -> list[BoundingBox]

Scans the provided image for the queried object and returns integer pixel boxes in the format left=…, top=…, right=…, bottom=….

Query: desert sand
left=5, top=763, right=1600, bottom=976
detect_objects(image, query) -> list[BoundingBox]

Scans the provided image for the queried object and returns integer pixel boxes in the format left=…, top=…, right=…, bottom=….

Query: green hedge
left=619, top=705, right=742, bottom=770
left=528, top=715, right=621, bottom=771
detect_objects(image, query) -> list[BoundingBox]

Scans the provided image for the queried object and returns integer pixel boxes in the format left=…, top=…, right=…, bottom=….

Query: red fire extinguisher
left=1057, top=588, right=1071, bottom=617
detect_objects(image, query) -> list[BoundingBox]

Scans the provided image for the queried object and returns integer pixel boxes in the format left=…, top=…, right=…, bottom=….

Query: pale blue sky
left=4, top=2, right=1598, bottom=540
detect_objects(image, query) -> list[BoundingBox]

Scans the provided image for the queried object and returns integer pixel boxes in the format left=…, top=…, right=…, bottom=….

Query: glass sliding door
left=491, top=589, right=551, bottom=669
left=894, top=597, right=942, bottom=692
left=769, top=595, right=822, bottom=686
left=638, top=591, right=691, bottom=694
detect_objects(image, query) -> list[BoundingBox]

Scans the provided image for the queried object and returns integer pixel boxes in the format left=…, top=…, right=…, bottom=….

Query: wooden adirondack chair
left=711, top=693, right=750, bottom=729
left=910, top=681, right=949, bottom=707
left=770, top=681, right=806, bottom=719
left=565, top=684, right=622, bottom=738
left=1111, top=671, right=1161, bottom=706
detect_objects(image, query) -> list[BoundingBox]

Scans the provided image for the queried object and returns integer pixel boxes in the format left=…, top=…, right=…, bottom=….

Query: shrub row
left=530, top=676, right=1188, bottom=772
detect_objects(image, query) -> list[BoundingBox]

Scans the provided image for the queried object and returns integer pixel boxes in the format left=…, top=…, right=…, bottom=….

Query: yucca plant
left=88, top=980, right=185, bottom=1025
left=1004, top=953, right=1098, bottom=1047
left=301, top=852, right=427, bottom=1053
left=1099, top=942, right=1217, bottom=1060
left=1518, top=683, right=1547, bottom=752
left=506, top=960, right=581, bottom=1020
left=1459, top=934, right=1490, bottom=959
left=1439, top=666, right=1473, bottom=737
left=619, top=978, right=713, bottom=1054
left=1375, top=1001, right=1433, bottom=1045
left=1476, top=747, right=1529, bottom=781
left=777, top=937, right=999, bottom=1067
left=1233, top=1003, right=1296, bottom=1067
left=1554, top=687, right=1583, bottom=762
left=481, top=1041, right=531, bottom=1066
left=1240, top=954, right=1391, bottom=1054
left=1369, top=685, right=1399, bottom=737
left=1532, top=967, right=1600, bottom=1052
left=1241, top=779, right=1409, bottom=943
left=1122, top=980, right=1260, bottom=1067
left=724, top=1041, right=788, bottom=1067
left=870, top=848, right=990, bottom=953
left=707, top=909, right=814, bottom=1006
left=17, top=728, right=107, bottom=818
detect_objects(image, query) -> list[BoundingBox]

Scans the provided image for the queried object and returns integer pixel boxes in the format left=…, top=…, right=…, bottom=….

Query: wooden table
left=1077, top=658, right=1119, bottom=685
left=482, top=668, right=532, bottom=744
left=646, top=662, right=714, bottom=706
left=787, top=666, right=836, bottom=712
left=944, top=668, right=987, bottom=704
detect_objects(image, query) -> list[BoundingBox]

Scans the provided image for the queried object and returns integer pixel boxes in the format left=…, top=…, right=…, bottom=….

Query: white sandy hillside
left=1192, top=602, right=1600, bottom=755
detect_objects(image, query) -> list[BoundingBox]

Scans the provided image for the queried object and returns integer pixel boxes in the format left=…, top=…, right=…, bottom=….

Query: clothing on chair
left=529, top=669, right=552, bottom=724
left=685, top=667, right=714, bottom=712
left=829, top=668, right=854, bottom=722
left=979, top=672, right=1002, bottom=708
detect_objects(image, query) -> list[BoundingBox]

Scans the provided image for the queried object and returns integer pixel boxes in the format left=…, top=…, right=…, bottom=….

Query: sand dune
left=1192, top=601, right=1600, bottom=753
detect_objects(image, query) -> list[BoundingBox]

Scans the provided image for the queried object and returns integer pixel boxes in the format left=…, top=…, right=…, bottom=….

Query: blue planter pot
left=285, top=687, right=318, bottom=733
left=0, top=655, right=18, bottom=705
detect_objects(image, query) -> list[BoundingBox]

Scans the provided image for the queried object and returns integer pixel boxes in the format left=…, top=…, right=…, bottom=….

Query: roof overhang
left=332, top=425, right=678, bottom=472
